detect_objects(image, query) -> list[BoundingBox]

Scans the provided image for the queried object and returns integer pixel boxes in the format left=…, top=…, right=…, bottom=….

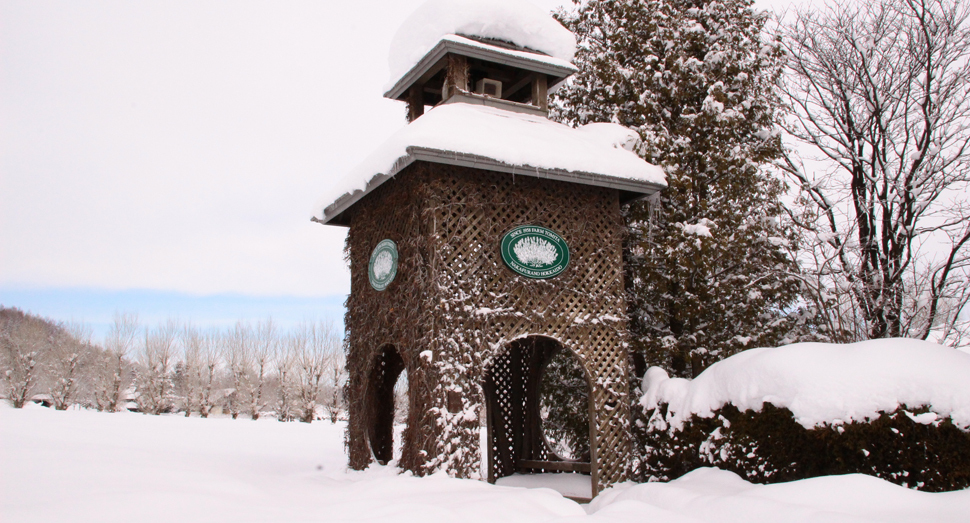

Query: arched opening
left=483, top=335, right=592, bottom=491
left=539, top=348, right=591, bottom=463
left=365, top=344, right=407, bottom=465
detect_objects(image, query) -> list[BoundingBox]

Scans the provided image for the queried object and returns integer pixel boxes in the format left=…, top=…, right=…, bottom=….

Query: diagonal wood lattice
left=343, top=162, right=633, bottom=496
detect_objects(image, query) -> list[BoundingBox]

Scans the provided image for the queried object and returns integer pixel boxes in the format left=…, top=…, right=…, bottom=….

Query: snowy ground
left=2, top=403, right=968, bottom=523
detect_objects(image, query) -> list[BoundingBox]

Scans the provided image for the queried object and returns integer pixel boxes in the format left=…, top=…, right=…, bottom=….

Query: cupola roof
left=384, top=0, right=577, bottom=93
left=313, top=103, right=666, bottom=226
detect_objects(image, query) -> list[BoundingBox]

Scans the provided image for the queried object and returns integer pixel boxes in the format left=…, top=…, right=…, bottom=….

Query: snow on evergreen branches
left=553, top=0, right=806, bottom=378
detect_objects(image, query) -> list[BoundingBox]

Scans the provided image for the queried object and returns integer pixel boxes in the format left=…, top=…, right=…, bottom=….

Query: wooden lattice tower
left=314, top=23, right=663, bottom=499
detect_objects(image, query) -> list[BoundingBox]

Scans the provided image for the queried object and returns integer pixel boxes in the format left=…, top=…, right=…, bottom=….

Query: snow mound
left=641, top=338, right=970, bottom=430
left=313, top=103, right=665, bottom=220
left=680, top=220, right=714, bottom=237
left=4, top=404, right=970, bottom=522
left=589, top=467, right=970, bottom=523
left=387, top=0, right=576, bottom=88
left=572, top=122, right=643, bottom=153
left=496, top=472, right=592, bottom=499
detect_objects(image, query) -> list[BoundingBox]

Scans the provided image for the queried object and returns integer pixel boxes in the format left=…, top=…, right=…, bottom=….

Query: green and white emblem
left=500, top=225, right=570, bottom=279
left=368, top=239, right=398, bottom=291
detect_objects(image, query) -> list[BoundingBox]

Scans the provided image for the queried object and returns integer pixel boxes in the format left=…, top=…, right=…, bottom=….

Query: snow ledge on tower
left=312, top=103, right=666, bottom=225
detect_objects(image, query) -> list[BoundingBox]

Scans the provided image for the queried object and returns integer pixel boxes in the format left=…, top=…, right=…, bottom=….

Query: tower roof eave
left=312, top=103, right=666, bottom=227
left=317, top=147, right=665, bottom=226
left=382, top=34, right=578, bottom=101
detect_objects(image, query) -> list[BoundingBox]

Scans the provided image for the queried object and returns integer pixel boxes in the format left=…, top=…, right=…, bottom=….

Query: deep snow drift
left=3, top=402, right=968, bottom=523
left=641, top=338, right=970, bottom=430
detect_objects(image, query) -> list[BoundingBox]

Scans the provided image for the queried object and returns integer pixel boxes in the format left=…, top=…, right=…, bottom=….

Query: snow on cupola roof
left=310, top=0, right=666, bottom=226
left=384, top=0, right=578, bottom=98
left=313, top=103, right=666, bottom=226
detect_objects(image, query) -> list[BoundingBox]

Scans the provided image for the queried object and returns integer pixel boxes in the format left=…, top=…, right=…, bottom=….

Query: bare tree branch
left=780, top=0, right=970, bottom=344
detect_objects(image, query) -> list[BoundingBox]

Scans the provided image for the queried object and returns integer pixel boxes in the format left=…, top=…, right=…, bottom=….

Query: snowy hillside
left=2, top=403, right=968, bottom=523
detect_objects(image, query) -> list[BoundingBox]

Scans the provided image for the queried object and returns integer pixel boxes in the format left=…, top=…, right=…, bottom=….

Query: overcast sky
left=0, top=0, right=793, bottom=337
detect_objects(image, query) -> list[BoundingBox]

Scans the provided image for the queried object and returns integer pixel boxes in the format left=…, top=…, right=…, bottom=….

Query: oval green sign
left=368, top=239, right=398, bottom=291
left=500, top=226, right=570, bottom=279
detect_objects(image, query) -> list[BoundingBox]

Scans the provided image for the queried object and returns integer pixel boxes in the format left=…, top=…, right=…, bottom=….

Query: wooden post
left=408, top=84, right=424, bottom=122
left=443, top=54, right=468, bottom=101
left=531, top=74, right=548, bottom=111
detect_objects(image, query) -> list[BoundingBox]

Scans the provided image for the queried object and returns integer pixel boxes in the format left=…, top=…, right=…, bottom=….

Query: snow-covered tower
left=312, top=0, right=665, bottom=499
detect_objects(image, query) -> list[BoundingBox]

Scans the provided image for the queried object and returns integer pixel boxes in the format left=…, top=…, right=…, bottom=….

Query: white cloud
left=1, top=0, right=789, bottom=298
left=1, top=0, right=429, bottom=296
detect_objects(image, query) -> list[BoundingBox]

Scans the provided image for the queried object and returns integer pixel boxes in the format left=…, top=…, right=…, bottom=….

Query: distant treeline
left=0, top=306, right=346, bottom=423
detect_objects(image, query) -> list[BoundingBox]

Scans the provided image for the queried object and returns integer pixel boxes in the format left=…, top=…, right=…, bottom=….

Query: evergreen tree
left=554, top=0, right=804, bottom=378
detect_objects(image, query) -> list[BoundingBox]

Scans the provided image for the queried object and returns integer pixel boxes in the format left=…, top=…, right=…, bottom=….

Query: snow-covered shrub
left=632, top=340, right=970, bottom=492
left=634, top=402, right=970, bottom=492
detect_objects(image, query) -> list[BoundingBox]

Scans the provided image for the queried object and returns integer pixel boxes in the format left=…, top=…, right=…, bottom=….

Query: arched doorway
left=483, top=335, right=592, bottom=485
left=366, top=344, right=407, bottom=465
left=540, top=348, right=591, bottom=463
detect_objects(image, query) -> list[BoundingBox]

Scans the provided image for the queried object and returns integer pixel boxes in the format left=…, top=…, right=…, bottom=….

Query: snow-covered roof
left=383, top=34, right=577, bottom=102
left=641, top=338, right=970, bottom=430
left=386, top=0, right=577, bottom=92
left=313, top=102, right=666, bottom=225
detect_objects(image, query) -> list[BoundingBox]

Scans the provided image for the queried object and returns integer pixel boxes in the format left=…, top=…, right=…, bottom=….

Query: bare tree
left=95, top=313, right=139, bottom=412
left=393, top=372, right=408, bottom=424
left=294, top=322, right=338, bottom=423
left=47, top=322, right=92, bottom=410
left=178, top=324, right=204, bottom=417
left=136, top=320, right=177, bottom=415
left=320, top=340, right=346, bottom=423
left=274, top=330, right=298, bottom=422
left=196, top=330, right=219, bottom=418
left=0, top=314, right=50, bottom=408
left=781, top=0, right=970, bottom=344
left=222, top=322, right=251, bottom=419
left=248, top=319, right=276, bottom=420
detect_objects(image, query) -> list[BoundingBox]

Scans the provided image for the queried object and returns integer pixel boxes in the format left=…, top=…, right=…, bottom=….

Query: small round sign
left=368, top=239, right=398, bottom=291
left=500, top=225, right=570, bottom=279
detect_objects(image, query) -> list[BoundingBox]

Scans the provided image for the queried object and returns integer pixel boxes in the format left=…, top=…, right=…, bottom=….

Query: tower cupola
left=312, top=0, right=667, bottom=499
left=382, top=0, right=578, bottom=120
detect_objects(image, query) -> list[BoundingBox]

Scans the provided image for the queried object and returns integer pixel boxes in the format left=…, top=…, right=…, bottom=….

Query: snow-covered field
left=2, top=403, right=968, bottom=523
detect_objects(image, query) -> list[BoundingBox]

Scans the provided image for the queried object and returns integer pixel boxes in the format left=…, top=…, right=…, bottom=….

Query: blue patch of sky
left=0, top=287, right=346, bottom=343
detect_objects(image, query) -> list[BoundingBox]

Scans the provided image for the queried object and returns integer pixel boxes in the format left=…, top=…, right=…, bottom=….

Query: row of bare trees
left=0, top=307, right=346, bottom=423
left=779, top=0, right=970, bottom=345
left=0, top=308, right=95, bottom=410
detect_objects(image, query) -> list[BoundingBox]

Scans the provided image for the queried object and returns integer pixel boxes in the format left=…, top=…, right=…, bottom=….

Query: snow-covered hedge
left=633, top=339, right=970, bottom=492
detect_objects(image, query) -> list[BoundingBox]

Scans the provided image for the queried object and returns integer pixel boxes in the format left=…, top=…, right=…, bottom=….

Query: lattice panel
left=423, top=164, right=633, bottom=495
left=342, top=161, right=635, bottom=495
left=484, top=342, right=552, bottom=482
left=344, top=170, right=443, bottom=475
